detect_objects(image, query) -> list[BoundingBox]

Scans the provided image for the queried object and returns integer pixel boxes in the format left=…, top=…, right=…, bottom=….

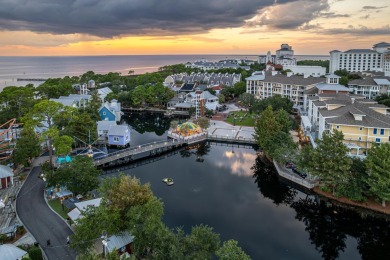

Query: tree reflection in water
left=124, top=113, right=173, bottom=136
left=252, top=156, right=297, bottom=206
left=252, top=155, right=390, bottom=260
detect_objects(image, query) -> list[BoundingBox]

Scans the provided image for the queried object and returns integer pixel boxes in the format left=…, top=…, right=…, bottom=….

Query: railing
left=207, top=134, right=256, bottom=144
left=273, top=161, right=318, bottom=189
left=94, top=139, right=183, bottom=166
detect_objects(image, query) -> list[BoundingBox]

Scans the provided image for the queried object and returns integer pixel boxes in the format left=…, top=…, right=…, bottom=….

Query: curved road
left=16, top=166, right=77, bottom=260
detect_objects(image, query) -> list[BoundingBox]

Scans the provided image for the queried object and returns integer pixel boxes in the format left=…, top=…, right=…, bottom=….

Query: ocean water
left=0, top=55, right=329, bottom=90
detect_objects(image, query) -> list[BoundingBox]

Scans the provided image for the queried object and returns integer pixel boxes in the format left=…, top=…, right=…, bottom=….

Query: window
left=373, top=128, right=378, bottom=134
left=358, top=137, right=362, bottom=141
left=380, top=129, right=385, bottom=135
left=103, top=111, right=106, bottom=115
left=113, top=137, right=119, bottom=142
left=336, top=125, right=340, bottom=129
left=359, top=127, right=363, bottom=131
left=376, top=138, right=381, bottom=143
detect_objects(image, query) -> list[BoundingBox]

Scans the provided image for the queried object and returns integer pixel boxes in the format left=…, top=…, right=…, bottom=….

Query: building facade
left=306, top=94, right=390, bottom=157
left=246, top=71, right=325, bottom=108
left=258, top=43, right=297, bottom=66
left=329, top=42, right=390, bottom=73
left=348, top=77, right=390, bottom=99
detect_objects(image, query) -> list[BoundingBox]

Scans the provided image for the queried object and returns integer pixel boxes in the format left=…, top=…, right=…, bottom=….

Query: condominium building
left=246, top=71, right=349, bottom=109
left=305, top=93, right=390, bottom=157
left=348, top=76, right=390, bottom=99
left=329, top=42, right=390, bottom=73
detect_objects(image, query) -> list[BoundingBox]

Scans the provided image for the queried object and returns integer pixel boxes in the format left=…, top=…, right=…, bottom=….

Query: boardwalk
left=94, top=140, right=185, bottom=167
left=95, top=133, right=256, bottom=168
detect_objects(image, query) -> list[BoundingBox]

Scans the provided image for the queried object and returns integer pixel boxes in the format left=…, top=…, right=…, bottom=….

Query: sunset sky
left=0, top=0, right=389, bottom=56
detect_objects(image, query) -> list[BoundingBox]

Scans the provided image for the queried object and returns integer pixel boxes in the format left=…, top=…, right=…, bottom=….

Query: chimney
left=287, top=72, right=293, bottom=77
left=351, top=98, right=355, bottom=104
left=303, top=73, right=310, bottom=78
left=272, top=71, right=278, bottom=76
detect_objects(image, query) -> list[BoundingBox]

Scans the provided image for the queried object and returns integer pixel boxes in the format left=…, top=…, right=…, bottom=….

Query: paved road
left=16, top=166, right=77, bottom=260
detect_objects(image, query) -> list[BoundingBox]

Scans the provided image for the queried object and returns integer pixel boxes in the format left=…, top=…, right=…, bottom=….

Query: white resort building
left=329, top=42, right=390, bottom=74
left=258, top=44, right=297, bottom=66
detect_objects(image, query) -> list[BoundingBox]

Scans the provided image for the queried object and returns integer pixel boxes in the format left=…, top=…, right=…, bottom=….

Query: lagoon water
left=102, top=115, right=390, bottom=260
left=0, top=54, right=329, bottom=90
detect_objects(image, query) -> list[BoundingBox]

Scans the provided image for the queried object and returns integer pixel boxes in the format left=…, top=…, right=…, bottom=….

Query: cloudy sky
left=0, top=0, right=389, bottom=56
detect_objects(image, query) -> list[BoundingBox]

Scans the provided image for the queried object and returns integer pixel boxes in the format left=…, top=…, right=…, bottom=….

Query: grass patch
left=48, top=199, right=68, bottom=220
left=225, top=111, right=257, bottom=127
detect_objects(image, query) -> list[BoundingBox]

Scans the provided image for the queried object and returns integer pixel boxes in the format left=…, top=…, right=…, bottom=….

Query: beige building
left=305, top=94, right=390, bottom=158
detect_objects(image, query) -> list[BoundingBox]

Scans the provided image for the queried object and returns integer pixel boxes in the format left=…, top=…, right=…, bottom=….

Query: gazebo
left=0, top=165, right=13, bottom=189
left=175, top=122, right=203, bottom=137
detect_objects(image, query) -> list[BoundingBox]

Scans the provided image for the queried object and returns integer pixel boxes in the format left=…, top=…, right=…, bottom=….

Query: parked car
left=292, top=166, right=307, bottom=179
left=285, top=162, right=294, bottom=168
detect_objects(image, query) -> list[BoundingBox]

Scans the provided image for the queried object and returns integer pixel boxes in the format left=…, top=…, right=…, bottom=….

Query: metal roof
left=0, top=165, right=13, bottom=179
left=373, top=78, right=390, bottom=85
left=75, top=198, right=102, bottom=211
left=106, top=232, right=134, bottom=252
left=108, top=125, right=130, bottom=136
left=97, top=121, right=117, bottom=131
left=0, top=244, right=27, bottom=260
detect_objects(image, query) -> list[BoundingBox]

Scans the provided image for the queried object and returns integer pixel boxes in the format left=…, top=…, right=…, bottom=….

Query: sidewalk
left=208, top=120, right=255, bottom=140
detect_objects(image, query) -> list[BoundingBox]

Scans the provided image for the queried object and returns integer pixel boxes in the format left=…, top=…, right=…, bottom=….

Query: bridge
left=94, top=133, right=256, bottom=168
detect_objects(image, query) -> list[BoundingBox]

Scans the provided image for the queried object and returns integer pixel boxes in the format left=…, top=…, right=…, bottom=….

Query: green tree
left=233, top=81, right=246, bottom=97
left=216, top=240, right=251, bottom=260
left=194, top=117, right=210, bottom=129
left=100, top=175, right=153, bottom=218
left=0, top=86, right=35, bottom=121
left=81, top=90, right=101, bottom=122
left=48, top=156, right=100, bottom=195
left=365, top=143, right=390, bottom=207
left=53, top=135, right=74, bottom=156
left=24, top=100, right=64, bottom=168
left=12, top=126, right=41, bottom=167
left=276, top=109, right=292, bottom=133
left=217, top=93, right=226, bottom=104
left=71, top=206, right=122, bottom=252
left=239, top=93, right=255, bottom=109
left=183, top=224, right=221, bottom=259
left=298, top=130, right=352, bottom=195
left=254, top=106, right=281, bottom=154
left=131, top=86, right=147, bottom=107
left=267, top=131, right=297, bottom=163
left=338, top=157, right=367, bottom=202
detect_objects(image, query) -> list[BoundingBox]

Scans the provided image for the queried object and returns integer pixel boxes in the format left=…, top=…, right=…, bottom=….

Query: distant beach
left=0, top=54, right=329, bottom=90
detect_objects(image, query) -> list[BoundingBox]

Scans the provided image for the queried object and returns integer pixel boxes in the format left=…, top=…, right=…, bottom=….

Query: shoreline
left=273, top=161, right=390, bottom=217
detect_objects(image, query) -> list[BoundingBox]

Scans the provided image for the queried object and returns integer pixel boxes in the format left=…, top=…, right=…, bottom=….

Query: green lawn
left=225, top=111, right=257, bottom=127
left=48, top=199, right=68, bottom=220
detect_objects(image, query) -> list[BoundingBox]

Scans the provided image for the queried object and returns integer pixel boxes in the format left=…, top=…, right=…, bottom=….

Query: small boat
left=162, top=178, right=174, bottom=186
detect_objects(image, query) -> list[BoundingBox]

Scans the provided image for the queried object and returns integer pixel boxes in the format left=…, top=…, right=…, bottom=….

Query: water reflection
left=124, top=113, right=173, bottom=136
left=115, top=114, right=390, bottom=259
left=252, top=156, right=390, bottom=260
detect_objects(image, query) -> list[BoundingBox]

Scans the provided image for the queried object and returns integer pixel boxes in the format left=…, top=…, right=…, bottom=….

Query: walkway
left=16, top=164, right=77, bottom=260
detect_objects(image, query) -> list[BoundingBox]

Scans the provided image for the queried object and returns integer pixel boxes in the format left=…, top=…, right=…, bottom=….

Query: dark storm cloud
left=245, top=0, right=330, bottom=30
left=0, top=0, right=297, bottom=37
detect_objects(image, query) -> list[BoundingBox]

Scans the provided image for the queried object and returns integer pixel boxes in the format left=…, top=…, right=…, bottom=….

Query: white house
left=97, top=121, right=117, bottom=140
left=67, top=198, right=102, bottom=223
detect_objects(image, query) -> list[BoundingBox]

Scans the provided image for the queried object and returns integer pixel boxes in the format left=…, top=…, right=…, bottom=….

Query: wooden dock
left=94, top=140, right=185, bottom=167
left=95, top=133, right=256, bottom=168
